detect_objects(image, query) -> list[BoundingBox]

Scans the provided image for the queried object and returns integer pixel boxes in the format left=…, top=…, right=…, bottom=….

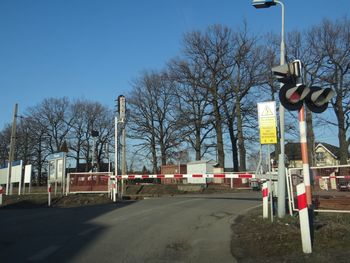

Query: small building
left=186, top=160, right=217, bottom=184
left=160, top=164, right=187, bottom=184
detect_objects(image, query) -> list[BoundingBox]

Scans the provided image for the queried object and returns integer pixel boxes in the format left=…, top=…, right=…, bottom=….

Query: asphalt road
left=0, top=192, right=261, bottom=263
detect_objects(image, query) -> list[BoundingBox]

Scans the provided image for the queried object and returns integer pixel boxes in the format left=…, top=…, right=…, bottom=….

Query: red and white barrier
left=297, top=183, right=312, bottom=254
left=262, top=182, right=269, bottom=219
left=314, top=175, right=350, bottom=179
left=48, top=182, right=52, bottom=207
left=111, top=173, right=254, bottom=180
left=0, top=185, right=3, bottom=206
left=112, top=181, right=117, bottom=203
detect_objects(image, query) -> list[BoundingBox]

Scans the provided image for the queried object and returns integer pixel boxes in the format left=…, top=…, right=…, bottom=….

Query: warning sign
left=257, top=101, right=277, bottom=144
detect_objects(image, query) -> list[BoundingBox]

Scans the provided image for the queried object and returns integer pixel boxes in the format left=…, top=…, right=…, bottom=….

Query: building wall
left=187, top=161, right=216, bottom=184
left=288, top=146, right=338, bottom=168
left=160, top=164, right=187, bottom=184
left=314, top=147, right=339, bottom=167
left=288, top=160, right=303, bottom=168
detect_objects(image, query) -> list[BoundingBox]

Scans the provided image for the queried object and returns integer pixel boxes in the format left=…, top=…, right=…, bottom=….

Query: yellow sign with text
left=257, top=101, right=277, bottom=145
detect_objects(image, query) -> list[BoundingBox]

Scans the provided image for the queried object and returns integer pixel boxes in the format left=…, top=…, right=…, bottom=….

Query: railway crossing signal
left=272, top=60, right=335, bottom=113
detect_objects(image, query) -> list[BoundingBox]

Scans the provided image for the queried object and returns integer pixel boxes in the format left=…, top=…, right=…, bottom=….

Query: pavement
left=0, top=192, right=261, bottom=263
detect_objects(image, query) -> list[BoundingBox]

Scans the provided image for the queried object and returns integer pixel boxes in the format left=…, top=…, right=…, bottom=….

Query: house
left=314, top=142, right=347, bottom=166
left=271, top=142, right=349, bottom=168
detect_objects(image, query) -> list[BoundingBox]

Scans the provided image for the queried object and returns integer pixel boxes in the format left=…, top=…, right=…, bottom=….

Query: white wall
left=187, top=161, right=216, bottom=184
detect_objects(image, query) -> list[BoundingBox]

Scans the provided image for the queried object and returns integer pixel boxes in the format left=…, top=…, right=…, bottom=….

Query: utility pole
left=6, top=103, right=18, bottom=195
left=114, top=104, right=119, bottom=201
left=118, top=95, right=126, bottom=196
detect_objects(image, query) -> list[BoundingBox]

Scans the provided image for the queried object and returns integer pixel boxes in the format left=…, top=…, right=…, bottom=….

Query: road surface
left=0, top=192, right=261, bottom=263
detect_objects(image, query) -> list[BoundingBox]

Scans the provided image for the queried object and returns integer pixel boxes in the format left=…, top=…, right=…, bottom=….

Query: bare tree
left=181, top=24, right=235, bottom=168
left=168, top=59, right=214, bottom=160
left=308, top=17, right=350, bottom=164
left=223, top=25, right=265, bottom=171
left=128, top=71, right=180, bottom=172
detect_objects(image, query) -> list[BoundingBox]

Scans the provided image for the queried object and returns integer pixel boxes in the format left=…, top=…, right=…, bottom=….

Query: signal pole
left=117, top=95, right=126, bottom=198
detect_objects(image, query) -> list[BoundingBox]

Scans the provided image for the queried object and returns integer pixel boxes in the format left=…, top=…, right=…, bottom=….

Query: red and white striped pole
left=299, top=106, right=312, bottom=206
left=262, top=182, right=269, bottom=219
left=48, top=182, right=52, bottom=207
left=0, top=185, right=3, bottom=206
left=297, top=183, right=312, bottom=253
left=113, top=180, right=117, bottom=203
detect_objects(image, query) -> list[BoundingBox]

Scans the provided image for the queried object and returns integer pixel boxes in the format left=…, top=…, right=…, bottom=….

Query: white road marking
left=28, top=245, right=60, bottom=261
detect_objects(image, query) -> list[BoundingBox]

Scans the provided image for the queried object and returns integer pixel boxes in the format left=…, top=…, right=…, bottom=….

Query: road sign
left=258, top=101, right=277, bottom=144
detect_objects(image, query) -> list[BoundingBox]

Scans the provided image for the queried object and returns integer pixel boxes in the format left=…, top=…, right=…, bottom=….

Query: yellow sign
left=257, top=101, right=277, bottom=144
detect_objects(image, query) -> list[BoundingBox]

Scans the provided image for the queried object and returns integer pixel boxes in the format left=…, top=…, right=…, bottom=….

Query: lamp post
left=253, top=0, right=286, bottom=217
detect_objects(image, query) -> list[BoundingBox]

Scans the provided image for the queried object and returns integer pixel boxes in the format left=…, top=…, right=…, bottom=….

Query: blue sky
left=0, top=0, right=349, bottom=145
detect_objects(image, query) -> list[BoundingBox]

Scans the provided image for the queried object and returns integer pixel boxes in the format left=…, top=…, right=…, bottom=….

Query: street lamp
left=252, top=0, right=286, bottom=218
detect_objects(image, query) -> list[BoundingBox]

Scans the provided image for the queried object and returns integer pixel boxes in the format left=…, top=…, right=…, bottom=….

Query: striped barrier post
left=297, top=183, right=312, bottom=254
left=48, top=182, right=52, bottom=207
left=299, top=107, right=312, bottom=205
left=262, top=182, right=269, bottom=219
left=0, top=185, right=3, bottom=206
left=110, top=182, right=113, bottom=200
left=109, top=178, right=113, bottom=200
left=113, top=181, right=117, bottom=203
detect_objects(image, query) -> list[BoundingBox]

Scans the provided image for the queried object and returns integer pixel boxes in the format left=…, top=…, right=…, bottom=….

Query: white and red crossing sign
left=111, top=173, right=254, bottom=180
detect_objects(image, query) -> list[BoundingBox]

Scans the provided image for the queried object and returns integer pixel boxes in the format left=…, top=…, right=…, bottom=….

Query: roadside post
left=48, top=181, right=52, bottom=207
left=297, top=183, right=312, bottom=253
left=262, top=182, right=269, bottom=219
left=113, top=178, right=117, bottom=203
left=0, top=185, right=3, bottom=205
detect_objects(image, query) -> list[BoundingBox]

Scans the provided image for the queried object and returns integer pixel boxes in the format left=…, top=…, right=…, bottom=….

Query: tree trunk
left=195, top=126, right=201, bottom=161
left=151, top=129, right=158, bottom=173
left=75, top=149, right=80, bottom=172
left=236, top=100, right=246, bottom=171
left=229, top=126, right=239, bottom=172
left=336, top=100, right=348, bottom=164
left=213, top=97, right=225, bottom=168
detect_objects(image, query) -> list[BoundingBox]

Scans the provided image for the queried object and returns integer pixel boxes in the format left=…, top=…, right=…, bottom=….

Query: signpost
left=258, top=101, right=277, bottom=221
left=258, top=101, right=277, bottom=145
left=47, top=152, right=66, bottom=195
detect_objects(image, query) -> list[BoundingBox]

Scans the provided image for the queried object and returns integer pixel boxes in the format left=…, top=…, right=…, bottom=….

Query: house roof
left=315, top=142, right=343, bottom=159
left=270, top=142, right=347, bottom=161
